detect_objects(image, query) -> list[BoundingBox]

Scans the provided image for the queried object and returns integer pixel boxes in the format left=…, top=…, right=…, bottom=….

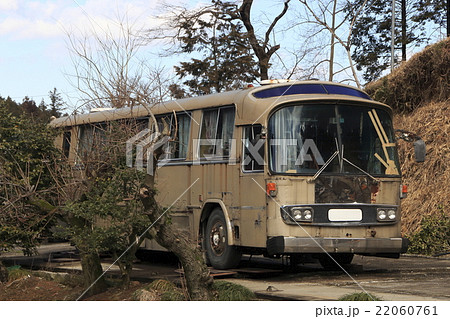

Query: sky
left=0, top=0, right=283, bottom=111
left=0, top=0, right=445, bottom=111
left=0, top=0, right=179, bottom=108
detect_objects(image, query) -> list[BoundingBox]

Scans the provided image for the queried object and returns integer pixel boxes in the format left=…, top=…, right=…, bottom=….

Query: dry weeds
left=395, top=100, right=450, bottom=234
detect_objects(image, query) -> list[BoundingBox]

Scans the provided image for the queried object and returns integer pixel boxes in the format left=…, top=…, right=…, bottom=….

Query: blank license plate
left=328, top=209, right=362, bottom=221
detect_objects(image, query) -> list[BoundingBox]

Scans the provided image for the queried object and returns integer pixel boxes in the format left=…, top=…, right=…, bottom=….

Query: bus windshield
left=268, top=104, right=400, bottom=176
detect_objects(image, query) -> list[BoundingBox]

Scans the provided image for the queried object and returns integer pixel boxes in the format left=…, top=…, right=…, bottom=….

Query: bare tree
left=66, top=14, right=172, bottom=111
left=65, top=13, right=214, bottom=300
left=298, top=0, right=369, bottom=87
left=239, top=0, right=291, bottom=80
left=149, top=1, right=301, bottom=83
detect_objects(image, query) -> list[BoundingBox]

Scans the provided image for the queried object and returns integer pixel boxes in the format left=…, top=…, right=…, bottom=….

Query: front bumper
left=267, top=236, right=409, bottom=255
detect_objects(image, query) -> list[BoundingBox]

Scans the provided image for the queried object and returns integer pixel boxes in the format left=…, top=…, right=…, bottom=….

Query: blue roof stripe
left=253, top=83, right=371, bottom=100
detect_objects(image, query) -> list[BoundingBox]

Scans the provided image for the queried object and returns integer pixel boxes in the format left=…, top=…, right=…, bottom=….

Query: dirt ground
left=0, top=275, right=154, bottom=301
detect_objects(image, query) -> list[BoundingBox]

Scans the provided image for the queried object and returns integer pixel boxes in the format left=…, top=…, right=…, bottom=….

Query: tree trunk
left=79, top=252, right=107, bottom=297
left=239, top=0, right=288, bottom=81
left=259, top=61, right=269, bottom=80
left=329, top=0, right=338, bottom=81
left=0, top=261, right=8, bottom=283
left=139, top=178, right=214, bottom=301
left=346, top=47, right=361, bottom=89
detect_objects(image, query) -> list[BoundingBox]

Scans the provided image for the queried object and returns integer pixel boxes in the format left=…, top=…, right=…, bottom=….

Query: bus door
left=238, top=124, right=267, bottom=248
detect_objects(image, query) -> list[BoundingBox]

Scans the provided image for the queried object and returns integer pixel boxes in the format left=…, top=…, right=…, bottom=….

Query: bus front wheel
left=205, top=208, right=241, bottom=269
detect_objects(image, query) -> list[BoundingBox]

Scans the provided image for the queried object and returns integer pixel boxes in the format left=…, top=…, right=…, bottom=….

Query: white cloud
left=0, top=0, right=19, bottom=11
left=0, top=17, right=61, bottom=38
left=0, top=0, right=174, bottom=40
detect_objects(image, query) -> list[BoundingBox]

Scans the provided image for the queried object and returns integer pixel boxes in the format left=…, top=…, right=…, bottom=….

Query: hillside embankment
left=366, top=38, right=449, bottom=235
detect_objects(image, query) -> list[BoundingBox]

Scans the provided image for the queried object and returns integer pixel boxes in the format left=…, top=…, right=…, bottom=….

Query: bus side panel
left=155, top=165, right=194, bottom=239
left=189, top=163, right=239, bottom=230
left=238, top=174, right=267, bottom=248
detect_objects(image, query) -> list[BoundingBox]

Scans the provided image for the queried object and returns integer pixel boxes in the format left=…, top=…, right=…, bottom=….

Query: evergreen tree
left=48, top=88, right=65, bottom=118
left=173, top=0, right=259, bottom=95
left=412, top=0, right=448, bottom=35
left=0, top=100, right=59, bottom=254
left=346, top=0, right=444, bottom=82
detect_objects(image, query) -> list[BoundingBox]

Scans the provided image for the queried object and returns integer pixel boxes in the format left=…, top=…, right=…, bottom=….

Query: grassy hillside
left=366, top=37, right=449, bottom=113
left=394, top=101, right=449, bottom=235
left=365, top=38, right=449, bottom=252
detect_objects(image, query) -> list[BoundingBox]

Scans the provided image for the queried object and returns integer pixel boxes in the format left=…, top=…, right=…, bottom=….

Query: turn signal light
left=400, top=184, right=408, bottom=199
left=266, top=182, right=277, bottom=196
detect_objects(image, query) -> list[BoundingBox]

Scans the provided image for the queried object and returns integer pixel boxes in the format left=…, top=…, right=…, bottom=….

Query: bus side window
left=199, top=106, right=235, bottom=158
left=171, top=113, right=191, bottom=159
left=156, top=113, right=191, bottom=160
left=77, top=123, right=107, bottom=162
left=62, top=130, right=71, bottom=158
left=243, top=125, right=264, bottom=172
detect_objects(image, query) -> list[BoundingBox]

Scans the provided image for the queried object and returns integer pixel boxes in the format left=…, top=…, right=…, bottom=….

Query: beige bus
left=51, top=80, right=413, bottom=269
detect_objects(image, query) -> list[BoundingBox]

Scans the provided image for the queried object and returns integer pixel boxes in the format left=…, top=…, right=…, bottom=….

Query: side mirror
left=413, top=139, right=426, bottom=162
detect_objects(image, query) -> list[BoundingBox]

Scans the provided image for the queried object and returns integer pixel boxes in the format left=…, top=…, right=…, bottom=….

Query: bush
left=7, top=266, right=31, bottom=281
left=338, top=292, right=383, bottom=301
left=132, top=279, right=186, bottom=301
left=366, top=38, right=449, bottom=113
left=213, top=281, right=256, bottom=301
left=407, top=209, right=450, bottom=256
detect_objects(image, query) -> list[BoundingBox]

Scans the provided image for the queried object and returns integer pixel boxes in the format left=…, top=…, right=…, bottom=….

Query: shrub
left=338, top=292, right=383, bottom=301
left=213, top=281, right=256, bottom=301
left=407, top=209, right=450, bottom=256
left=133, top=279, right=186, bottom=301
left=7, top=266, right=31, bottom=281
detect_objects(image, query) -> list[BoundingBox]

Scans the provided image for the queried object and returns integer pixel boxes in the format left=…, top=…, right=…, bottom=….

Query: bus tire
left=205, top=208, right=241, bottom=269
left=318, top=253, right=354, bottom=269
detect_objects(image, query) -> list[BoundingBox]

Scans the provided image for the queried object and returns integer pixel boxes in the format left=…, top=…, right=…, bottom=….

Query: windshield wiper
left=308, top=138, right=340, bottom=182
left=309, top=138, right=379, bottom=183
left=342, top=157, right=379, bottom=182
left=308, top=150, right=339, bottom=182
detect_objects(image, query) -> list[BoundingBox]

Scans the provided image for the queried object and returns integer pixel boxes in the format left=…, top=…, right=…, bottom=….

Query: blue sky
left=1, top=0, right=444, bottom=111
left=0, top=0, right=283, bottom=110
left=0, top=0, right=176, bottom=108
left=1, top=0, right=290, bottom=111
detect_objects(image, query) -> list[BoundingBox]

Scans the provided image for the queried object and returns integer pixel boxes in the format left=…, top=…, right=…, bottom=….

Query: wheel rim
left=209, top=220, right=226, bottom=256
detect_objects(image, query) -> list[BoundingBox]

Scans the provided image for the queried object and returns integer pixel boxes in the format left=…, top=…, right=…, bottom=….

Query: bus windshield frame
left=268, top=103, right=400, bottom=177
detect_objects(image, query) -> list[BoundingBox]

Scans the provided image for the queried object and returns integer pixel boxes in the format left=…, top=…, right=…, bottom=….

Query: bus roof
left=50, top=80, right=391, bottom=127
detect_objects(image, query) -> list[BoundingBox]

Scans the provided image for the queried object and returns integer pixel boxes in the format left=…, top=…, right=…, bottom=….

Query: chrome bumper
left=267, top=236, right=409, bottom=255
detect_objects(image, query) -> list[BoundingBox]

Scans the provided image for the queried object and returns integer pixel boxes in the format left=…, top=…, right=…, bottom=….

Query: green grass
left=213, top=281, right=256, bottom=301
left=147, top=279, right=186, bottom=301
left=338, top=292, right=383, bottom=301
left=7, top=266, right=31, bottom=281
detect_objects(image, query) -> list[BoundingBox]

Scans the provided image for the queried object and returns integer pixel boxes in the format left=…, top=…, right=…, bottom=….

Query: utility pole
left=391, top=0, right=395, bottom=72
left=447, top=0, right=449, bottom=37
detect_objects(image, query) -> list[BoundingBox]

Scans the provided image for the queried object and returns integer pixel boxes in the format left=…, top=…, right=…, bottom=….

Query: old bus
left=51, top=80, right=415, bottom=269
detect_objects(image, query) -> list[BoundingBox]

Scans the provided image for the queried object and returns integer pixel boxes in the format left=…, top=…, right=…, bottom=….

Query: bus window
left=156, top=112, right=191, bottom=160
left=169, top=112, right=191, bottom=159
left=199, top=106, right=235, bottom=158
left=77, top=123, right=107, bottom=161
left=242, top=125, right=264, bottom=172
left=62, top=130, right=71, bottom=158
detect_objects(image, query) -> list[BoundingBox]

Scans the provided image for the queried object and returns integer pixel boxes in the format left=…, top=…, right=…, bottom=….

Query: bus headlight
left=377, top=208, right=397, bottom=221
left=281, top=207, right=314, bottom=224
left=377, top=209, right=387, bottom=220
left=387, top=209, right=397, bottom=220
left=292, top=209, right=302, bottom=221
left=303, top=210, right=313, bottom=220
